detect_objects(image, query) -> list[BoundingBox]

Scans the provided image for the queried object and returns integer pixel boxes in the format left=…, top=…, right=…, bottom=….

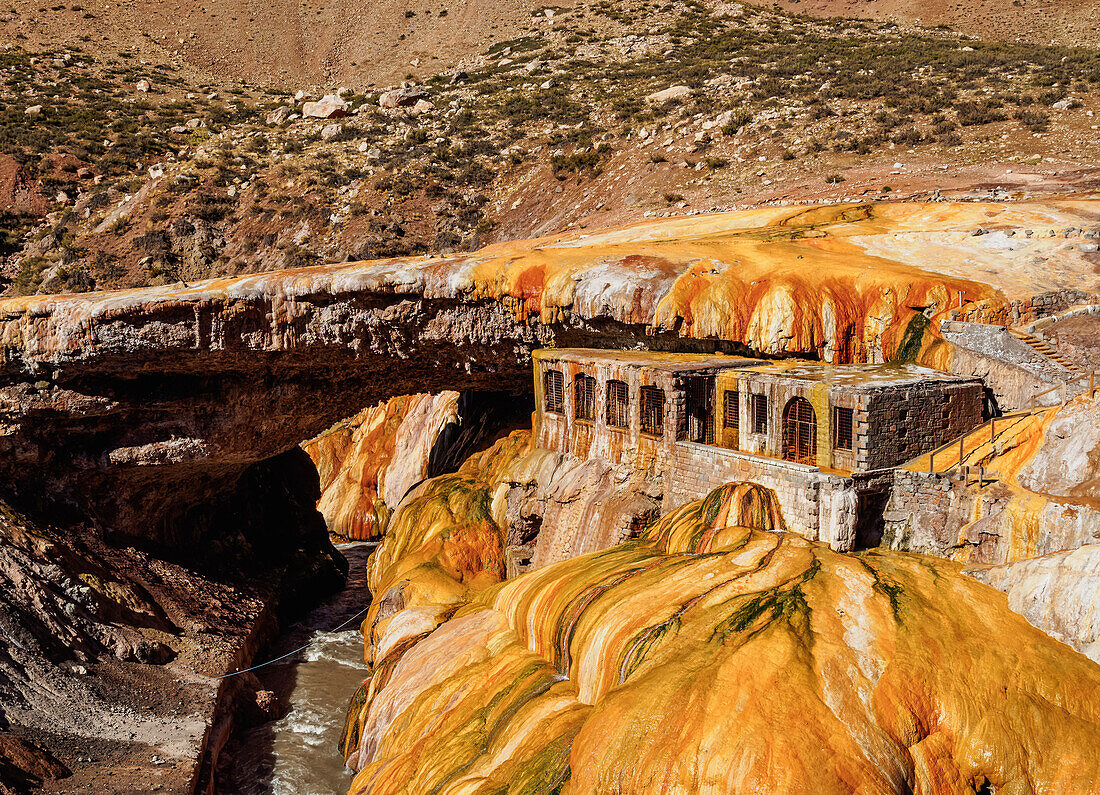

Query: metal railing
left=926, top=410, right=1033, bottom=475
left=924, top=371, right=1097, bottom=477
left=1027, top=370, right=1097, bottom=409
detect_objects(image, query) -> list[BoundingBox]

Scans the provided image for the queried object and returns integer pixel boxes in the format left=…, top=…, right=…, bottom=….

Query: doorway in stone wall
left=782, top=397, right=817, bottom=465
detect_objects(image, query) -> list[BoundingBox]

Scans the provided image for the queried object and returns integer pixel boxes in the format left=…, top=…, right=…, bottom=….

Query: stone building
left=533, top=348, right=984, bottom=550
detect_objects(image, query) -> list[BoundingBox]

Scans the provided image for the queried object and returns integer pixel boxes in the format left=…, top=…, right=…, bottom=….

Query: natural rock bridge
left=0, top=200, right=1095, bottom=548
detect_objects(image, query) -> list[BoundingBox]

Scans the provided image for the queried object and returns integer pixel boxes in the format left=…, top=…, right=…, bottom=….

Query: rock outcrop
left=968, top=544, right=1100, bottom=663
left=339, top=429, right=661, bottom=700
left=304, top=391, right=525, bottom=541
left=305, top=394, right=465, bottom=541
left=302, top=94, right=349, bottom=119
left=342, top=482, right=1100, bottom=793
left=0, top=200, right=1095, bottom=548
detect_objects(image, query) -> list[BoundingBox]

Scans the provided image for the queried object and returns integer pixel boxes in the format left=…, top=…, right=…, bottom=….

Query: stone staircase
left=1008, top=328, right=1082, bottom=373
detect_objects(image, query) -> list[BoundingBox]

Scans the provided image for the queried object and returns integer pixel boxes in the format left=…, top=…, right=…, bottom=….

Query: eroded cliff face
left=342, top=482, right=1100, bottom=794
left=303, top=391, right=531, bottom=542
left=304, top=394, right=463, bottom=541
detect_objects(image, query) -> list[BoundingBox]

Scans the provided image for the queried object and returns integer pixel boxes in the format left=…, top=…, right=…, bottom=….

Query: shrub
left=955, top=99, right=1006, bottom=126
left=1015, top=108, right=1050, bottom=132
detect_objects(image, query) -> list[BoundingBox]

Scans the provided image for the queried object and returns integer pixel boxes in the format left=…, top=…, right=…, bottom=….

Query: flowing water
left=224, top=543, right=375, bottom=795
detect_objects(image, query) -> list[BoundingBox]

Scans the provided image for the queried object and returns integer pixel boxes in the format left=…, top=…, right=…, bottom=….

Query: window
left=782, top=397, right=817, bottom=465
left=752, top=393, right=768, bottom=435
left=640, top=386, right=665, bottom=436
left=834, top=406, right=853, bottom=450
left=544, top=370, right=564, bottom=413
left=683, top=376, right=715, bottom=444
left=723, top=390, right=739, bottom=429
left=574, top=374, right=596, bottom=422
left=607, top=380, right=629, bottom=428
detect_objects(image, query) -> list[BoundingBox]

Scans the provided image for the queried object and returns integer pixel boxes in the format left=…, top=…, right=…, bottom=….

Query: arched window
left=574, top=374, right=596, bottom=421
left=782, top=397, right=817, bottom=465
left=544, top=370, right=564, bottom=413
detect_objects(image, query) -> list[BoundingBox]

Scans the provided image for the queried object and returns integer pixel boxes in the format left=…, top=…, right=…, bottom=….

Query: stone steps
left=1008, top=328, right=1082, bottom=373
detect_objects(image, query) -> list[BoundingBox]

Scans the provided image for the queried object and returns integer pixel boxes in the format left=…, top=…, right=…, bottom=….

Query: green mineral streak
left=432, top=666, right=565, bottom=794
left=859, top=557, right=906, bottom=621
left=712, top=556, right=820, bottom=642
left=497, top=730, right=577, bottom=794
left=340, top=680, right=370, bottom=755
left=619, top=616, right=682, bottom=683
left=892, top=310, right=931, bottom=363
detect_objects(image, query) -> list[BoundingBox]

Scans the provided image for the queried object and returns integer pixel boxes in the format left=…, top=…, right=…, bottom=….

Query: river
left=222, top=542, right=375, bottom=795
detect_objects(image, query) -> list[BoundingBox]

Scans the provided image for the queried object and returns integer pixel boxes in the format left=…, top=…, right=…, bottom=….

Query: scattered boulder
left=255, top=689, right=278, bottom=717
left=1052, top=99, right=1073, bottom=111
left=379, top=85, right=429, bottom=109
left=646, top=85, right=692, bottom=104
left=321, top=123, right=343, bottom=140
left=266, top=106, right=293, bottom=126
left=302, top=94, right=349, bottom=119
left=135, top=78, right=151, bottom=92
left=24, top=105, right=42, bottom=116
left=449, top=70, right=468, bottom=84
left=410, top=99, right=434, bottom=115
left=185, top=118, right=206, bottom=129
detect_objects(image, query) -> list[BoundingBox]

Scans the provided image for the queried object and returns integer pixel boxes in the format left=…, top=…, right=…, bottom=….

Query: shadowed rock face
left=0, top=200, right=1095, bottom=548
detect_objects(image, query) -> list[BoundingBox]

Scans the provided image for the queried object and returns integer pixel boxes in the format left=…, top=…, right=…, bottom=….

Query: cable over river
left=222, top=543, right=375, bottom=795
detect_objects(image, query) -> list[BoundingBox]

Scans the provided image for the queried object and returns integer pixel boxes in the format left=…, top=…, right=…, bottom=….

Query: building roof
left=535, top=349, right=979, bottom=388
left=743, top=361, right=982, bottom=387
left=534, top=348, right=765, bottom=373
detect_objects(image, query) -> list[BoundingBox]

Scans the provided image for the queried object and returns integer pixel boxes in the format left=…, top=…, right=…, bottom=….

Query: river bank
left=218, top=543, right=375, bottom=795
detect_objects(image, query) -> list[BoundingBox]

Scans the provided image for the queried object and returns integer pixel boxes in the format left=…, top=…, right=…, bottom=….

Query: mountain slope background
left=1, top=0, right=1097, bottom=90
left=1, top=0, right=1099, bottom=296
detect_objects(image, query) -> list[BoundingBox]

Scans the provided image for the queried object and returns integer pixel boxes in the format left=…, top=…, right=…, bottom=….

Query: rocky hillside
left=773, top=0, right=1100, bottom=51
left=2, top=2, right=1100, bottom=295
left=1, top=0, right=1097, bottom=92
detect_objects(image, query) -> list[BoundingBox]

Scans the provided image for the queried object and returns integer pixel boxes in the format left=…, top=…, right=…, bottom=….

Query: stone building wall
left=664, top=442, right=860, bottom=550
left=535, top=361, right=678, bottom=475
left=860, top=382, right=984, bottom=470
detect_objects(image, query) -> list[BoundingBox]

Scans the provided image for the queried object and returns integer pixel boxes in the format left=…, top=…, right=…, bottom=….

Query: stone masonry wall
left=884, top=468, right=1100, bottom=564
left=861, top=382, right=984, bottom=470
left=958, top=288, right=1098, bottom=329
left=665, top=442, right=859, bottom=550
